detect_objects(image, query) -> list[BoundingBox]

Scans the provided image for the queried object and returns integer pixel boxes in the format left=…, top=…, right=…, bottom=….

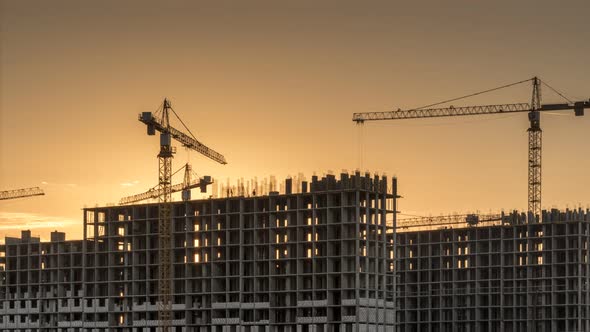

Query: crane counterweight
left=574, top=102, right=586, bottom=116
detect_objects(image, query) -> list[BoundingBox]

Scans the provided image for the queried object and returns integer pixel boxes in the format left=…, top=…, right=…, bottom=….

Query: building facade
left=0, top=173, right=396, bottom=331
left=396, top=209, right=590, bottom=332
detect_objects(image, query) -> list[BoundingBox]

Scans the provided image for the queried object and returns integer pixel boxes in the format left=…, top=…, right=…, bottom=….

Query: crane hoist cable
left=412, top=77, right=533, bottom=110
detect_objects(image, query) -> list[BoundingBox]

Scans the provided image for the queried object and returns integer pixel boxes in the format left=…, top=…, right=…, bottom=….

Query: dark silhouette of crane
left=119, top=163, right=212, bottom=205
left=138, top=99, right=227, bottom=331
left=397, top=213, right=507, bottom=230
left=0, top=187, right=45, bottom=200
left=353, top=77, right=589, bottom=219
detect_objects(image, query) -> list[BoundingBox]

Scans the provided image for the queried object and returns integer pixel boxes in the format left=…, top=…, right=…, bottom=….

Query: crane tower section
left=138, top=98, right=227, bottom=331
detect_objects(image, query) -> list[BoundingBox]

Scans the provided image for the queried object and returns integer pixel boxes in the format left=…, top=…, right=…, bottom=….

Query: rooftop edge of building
left=86, top=171, right=397, bottom=211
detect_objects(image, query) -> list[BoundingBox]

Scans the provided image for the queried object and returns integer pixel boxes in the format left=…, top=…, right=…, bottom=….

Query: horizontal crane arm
left=119, top=177, right=213, bottom=205
left=167, top=125, right=227, bottom=164
left=541, top=101, right=589, bottom=115
left=0, top=187, right=45, bottom=200
left=353, top=103, right=532, bottom=122
left=353, top=100, right=590, bottom=123
left=119, top=186, right=161, bottom=205
left=397, top=213, right=505, bottom=231
left=139, top=113, right=227, bottom=165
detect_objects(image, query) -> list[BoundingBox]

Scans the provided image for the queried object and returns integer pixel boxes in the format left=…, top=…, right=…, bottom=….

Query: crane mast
left=528, top=77, right=542, bottom=219
left=138, top=99, right=226, bottom=331
left=353, top=77, right=588, bottom=219
left=157, top=99, right=174, bottom=330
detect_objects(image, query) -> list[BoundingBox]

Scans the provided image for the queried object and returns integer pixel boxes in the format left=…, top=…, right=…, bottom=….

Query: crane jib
left=138, top=112, right=228, bottom=165
left=352, top=103, right=532, bottom=122
left=119, top=177, right=213, bottom=205
left=0, top=187, right=45, bottom=200
left=353, top=101, right=589, bottom=122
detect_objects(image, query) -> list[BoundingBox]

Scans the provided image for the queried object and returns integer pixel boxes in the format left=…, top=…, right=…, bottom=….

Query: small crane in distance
left=118, top=163, right=212, bottom=205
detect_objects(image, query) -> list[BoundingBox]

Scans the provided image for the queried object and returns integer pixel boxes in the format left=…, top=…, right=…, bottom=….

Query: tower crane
left=397, top=213, right=507, bottom=231
left=139, top=99, right=227, bottom=331
left=118, top=163, right=212, bottom=205
left=0, top=187, right=45, bottom=200
left=353, top=77, right=589, bottom=219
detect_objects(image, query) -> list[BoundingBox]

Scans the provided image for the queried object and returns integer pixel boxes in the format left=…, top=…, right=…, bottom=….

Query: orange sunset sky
left=1, top=0, right=589, bottom=241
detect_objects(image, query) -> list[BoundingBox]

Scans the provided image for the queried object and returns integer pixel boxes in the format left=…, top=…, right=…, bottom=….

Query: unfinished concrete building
left=396, top=209, right=590, bottom=332
left=4, top=170, right=590, bottom=332
left=0, top=172, right=396, bottom=331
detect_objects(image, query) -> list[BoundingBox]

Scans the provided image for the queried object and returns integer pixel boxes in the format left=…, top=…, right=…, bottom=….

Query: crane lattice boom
left=353, top=102, right=588, bottom=123
left=0, top=187, right=45, bottom=200
left=353, top=103, right=531, bottom=122
left=139, top=112, right=227, bottom=165
left=119, top=177, right=212, bottom=205
left=397, top=213, right=505, bottom=231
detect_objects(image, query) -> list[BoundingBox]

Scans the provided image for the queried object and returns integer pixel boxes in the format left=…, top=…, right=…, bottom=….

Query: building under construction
left=396, top=209, right=590, bottom=332
left=2, top=173, right=590, bottom=331
left=0, top=172, right=397, bottom=331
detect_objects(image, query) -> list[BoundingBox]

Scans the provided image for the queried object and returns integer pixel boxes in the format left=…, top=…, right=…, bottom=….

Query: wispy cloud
left=0, top=212, right=80, bottom=231
left=40, top=181, right=78, bottom=187
left=120, top=180, right=140, bottom=187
